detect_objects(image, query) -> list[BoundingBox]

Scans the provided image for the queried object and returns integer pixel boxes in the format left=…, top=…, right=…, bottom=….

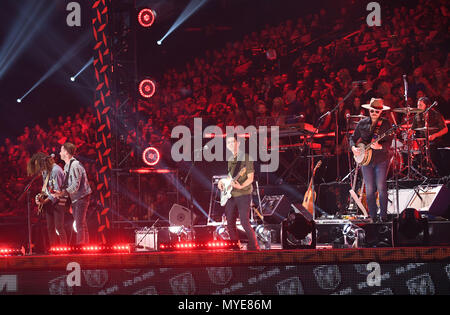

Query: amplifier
left=135, top=227, right=158, bottom=251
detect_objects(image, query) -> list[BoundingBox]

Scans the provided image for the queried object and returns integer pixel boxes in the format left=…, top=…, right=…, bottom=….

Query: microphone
left=193, top=145, right=209, bottom=152
left=352, top=80, right=367, bottom=85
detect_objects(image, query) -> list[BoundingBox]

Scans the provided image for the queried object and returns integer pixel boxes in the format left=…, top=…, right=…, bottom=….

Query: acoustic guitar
left=302, top=160, right=322, bottom=215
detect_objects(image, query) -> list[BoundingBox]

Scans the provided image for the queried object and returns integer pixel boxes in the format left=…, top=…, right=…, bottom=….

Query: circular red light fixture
left=138, top=8, right=156, bottom=28
left=139, top=79, right=156, bottom=98
left=142, top=147, right=160, bottom=166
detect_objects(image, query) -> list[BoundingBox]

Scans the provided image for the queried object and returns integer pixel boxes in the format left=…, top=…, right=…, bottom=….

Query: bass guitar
left=219, top=167, right=247, bottom=206
left=302, top=160, right=322, bottom=215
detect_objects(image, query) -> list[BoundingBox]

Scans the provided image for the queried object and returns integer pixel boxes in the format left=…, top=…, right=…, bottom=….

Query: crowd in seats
left=1, top=0, right=448, bottom=221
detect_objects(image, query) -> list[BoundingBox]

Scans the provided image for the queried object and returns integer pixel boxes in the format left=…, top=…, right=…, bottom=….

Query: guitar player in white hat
left=349, top=98, right=392, bottom=222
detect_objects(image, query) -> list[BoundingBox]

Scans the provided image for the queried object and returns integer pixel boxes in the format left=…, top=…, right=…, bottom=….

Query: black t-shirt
left=412, top=109, right=446, bottom=146
left=349, top=117, right=393, bottom=165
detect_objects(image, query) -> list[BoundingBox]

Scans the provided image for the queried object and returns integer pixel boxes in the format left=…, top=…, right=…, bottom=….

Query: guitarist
left=52, top=142, right=92, bottom=245
left=27, top=152, right=67, bottom=247
left=349, top=98, right=393, bottom=222
left=217, top=135, right=259, bottom=251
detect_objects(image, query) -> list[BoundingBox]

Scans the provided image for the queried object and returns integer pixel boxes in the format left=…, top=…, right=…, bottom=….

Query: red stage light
left=158, top=240, right=239, bottom=251
left=138, top=8, right=156, bottom=27
left=138, top=79, right=156, bottom=98
left=142, top=146, right=160, bottom=166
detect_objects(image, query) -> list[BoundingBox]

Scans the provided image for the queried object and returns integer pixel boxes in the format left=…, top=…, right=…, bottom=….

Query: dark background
left=0, top=0, right=363, bottom=143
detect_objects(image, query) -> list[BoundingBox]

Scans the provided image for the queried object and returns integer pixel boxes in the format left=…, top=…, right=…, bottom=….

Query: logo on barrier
left=372, top=288, right=394, bottom=295
left=207, top=267, right=233, bottom=286
left=0, top=275, right=17, bottom=293
left=276, top=277, right=304, bottom=295
left=49, top=275, right=74, bottom=295
left=123, top=269, right=141, bottom=274
left=313, top=265, right=341, bottom=290
left=83, top=270, right=109, bottom=288
left=170, top=272, right=196, bottom=295
left=134, top=286, right=158, bottom=295
left=406, top=273, right=435, bottom=295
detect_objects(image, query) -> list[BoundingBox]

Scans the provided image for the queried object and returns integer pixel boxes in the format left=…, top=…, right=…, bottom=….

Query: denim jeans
left=45, top=203, right=67, bottom=246
left=361, top=160, right=389, bottom=220
left=72, top=194, right=90, bottom=245
left=224, top=194, right=259, bottom=250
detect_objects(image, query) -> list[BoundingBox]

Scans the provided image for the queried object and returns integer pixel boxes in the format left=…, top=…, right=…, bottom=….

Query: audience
left=1, top=0, right=448, bottom=221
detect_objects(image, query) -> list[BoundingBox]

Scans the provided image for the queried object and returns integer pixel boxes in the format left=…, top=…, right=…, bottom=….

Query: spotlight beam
left=158, top=0, right=208, bottom=45
left=70, top=57, right=94, bottom=82
left=17, top=32, right=91, bottom=102
left=0, top=2, right=56, bottom=79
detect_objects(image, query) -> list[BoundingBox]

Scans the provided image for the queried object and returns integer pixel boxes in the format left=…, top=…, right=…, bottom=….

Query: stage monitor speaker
left=388, top=185, right=450, bottom=219
left=169, top=204, right=196, bottom=226
left=317, top=182, right=350, bottom=215
left=260, top=195, right=291, bottom=224
left=281, top=203, right=316, bottom=249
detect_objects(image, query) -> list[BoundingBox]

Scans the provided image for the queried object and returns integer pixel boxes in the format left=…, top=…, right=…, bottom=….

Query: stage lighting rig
left=392, top=208, right=429, bottom=247
left=138, top=8, right=156, bottom=28
left=281, top=209, right=316, bottom=249
left=142, top=146, right=160, bottom=166
left=138, top=79, right=156, bottom=98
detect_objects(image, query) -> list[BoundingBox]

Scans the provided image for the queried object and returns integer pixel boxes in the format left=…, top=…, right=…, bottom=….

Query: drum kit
left=347, top=106, right=437, bottom=180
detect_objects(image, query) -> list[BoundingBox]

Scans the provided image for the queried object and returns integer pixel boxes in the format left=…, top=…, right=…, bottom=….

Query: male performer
left=412, top=96, right=448, bottom=176
left=218, top=135, right=259, bottom=250
left=350, top=98, right=393, bottom=222
left=27, top=152, right=67, bottom=247
left=52, top=142, right=92, bottom=245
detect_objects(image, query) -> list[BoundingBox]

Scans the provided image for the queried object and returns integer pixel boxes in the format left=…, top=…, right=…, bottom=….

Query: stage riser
left=0, top=262, right=449, bottom=295
left=316, top=222, right=450, bottom=247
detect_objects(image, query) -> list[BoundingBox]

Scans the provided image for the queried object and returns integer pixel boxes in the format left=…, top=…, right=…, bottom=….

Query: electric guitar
left=219, top=167, right=247, bottom=206
left=35, top=193, right=49, bottom=215
left=353, top=128, right=394, bottom=166
left=302, top=160, right=322, bottom=215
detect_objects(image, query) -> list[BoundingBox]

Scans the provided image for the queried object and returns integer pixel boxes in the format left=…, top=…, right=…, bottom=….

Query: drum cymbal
left=392, top=107, right=424, bottom=114
left=414, top=126, right=438, bottom=131
left=347, top=115, right=367, bottom=119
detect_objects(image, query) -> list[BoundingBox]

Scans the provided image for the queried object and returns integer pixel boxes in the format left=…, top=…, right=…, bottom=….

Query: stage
left=1, top=223, right=450, bottom=295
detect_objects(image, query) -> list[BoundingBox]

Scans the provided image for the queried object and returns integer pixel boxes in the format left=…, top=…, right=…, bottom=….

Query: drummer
left=412, top=96, right=448, bottom=175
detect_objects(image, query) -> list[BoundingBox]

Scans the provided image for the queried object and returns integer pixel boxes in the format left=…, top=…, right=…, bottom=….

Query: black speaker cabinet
left=317, top=182, right=351, bottom=215
left=260, top=195, right=292, bottom=224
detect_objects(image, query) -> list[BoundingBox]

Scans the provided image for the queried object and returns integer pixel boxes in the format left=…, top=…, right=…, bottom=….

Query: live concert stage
left=1, top=217, right=450, bottom=295
left=1, top=0, right=450, bottom=299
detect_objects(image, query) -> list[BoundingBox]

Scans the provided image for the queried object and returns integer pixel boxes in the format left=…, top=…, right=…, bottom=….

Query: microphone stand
left=184, top=158, right=196, bottom=229
left=318, top=84, right=358, bottom=181
left=18, top=173, right=41, bottom=255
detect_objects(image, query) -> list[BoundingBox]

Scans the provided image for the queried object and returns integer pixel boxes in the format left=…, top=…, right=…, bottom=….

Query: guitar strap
left=62, top=159, right=75, bottom=190
left=230, top=156, right=244, bottom=179
left=41, top=172, right=50, bottom=194
left=371, top=119, right=382, bottom=140
left=58, top=159, right=75, bottom=207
